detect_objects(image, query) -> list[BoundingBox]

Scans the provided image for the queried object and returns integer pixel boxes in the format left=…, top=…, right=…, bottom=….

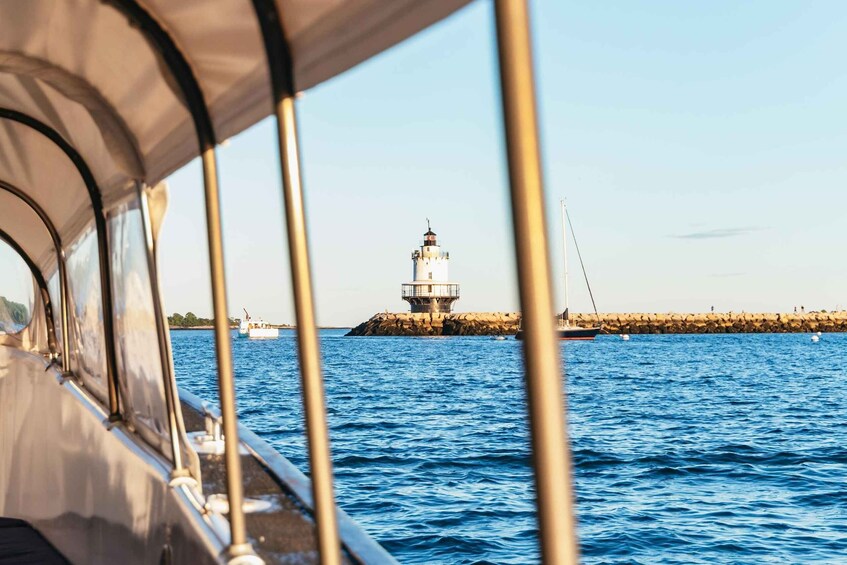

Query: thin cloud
left=709, top=272, right=746, bottom=278
left=672, top=227, right=765, bottom=240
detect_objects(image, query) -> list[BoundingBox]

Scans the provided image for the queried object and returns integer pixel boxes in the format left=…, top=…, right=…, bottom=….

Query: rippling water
left=171, top=330, right=847, bottom=564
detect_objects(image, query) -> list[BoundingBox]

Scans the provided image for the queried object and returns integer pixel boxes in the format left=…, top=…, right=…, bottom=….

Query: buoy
left=811, top=335, right=820, bottom=343
left=493, top=336, right=506, bottom=341
left=817, top=331, right=822, bottom=336
left=621, top=334, right=630, bottom=341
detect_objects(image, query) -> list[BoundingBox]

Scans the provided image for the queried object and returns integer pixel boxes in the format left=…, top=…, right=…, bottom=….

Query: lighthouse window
left=428, top=272, right=433, bottom=280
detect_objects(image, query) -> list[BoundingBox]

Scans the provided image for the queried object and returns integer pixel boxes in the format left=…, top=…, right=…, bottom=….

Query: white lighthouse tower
left=401, top=221, right=460, bottom=313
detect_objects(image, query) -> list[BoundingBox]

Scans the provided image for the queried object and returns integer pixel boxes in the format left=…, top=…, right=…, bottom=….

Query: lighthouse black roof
left=424, top=219, right=437, bottom=245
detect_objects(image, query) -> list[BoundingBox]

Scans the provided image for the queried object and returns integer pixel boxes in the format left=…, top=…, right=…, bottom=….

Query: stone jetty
left=347, top=312, right=520, bottom=336
left=346, top=312, right=847, bottom=336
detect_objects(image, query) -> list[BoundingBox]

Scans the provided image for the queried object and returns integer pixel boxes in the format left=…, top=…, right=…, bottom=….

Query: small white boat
left=239, top=309, right=279, bottom=339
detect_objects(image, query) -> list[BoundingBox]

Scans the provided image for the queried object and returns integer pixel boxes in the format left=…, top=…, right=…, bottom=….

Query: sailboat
left=516, top=200, right=602, bottom=341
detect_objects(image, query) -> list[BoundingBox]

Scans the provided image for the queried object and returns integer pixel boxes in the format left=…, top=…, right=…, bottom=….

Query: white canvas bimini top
left=0, top=0, right=472, bottom=272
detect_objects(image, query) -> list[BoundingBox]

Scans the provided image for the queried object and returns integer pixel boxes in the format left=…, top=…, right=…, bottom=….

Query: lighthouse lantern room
left=401, top=221, right=460, bottom=313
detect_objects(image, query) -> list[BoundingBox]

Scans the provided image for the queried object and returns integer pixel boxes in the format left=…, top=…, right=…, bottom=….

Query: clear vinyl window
left=0, top=239, right=35, bottom=334
left=109, top=203, right=171, bottom=456
left=66, top=227, right=109, bottom=402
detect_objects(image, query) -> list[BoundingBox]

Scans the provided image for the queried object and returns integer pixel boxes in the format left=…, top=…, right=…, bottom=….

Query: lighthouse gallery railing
left=401, top=283, right=460, bottom=299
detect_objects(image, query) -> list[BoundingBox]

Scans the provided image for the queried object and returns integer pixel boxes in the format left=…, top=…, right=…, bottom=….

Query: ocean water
left=171, top=330, right=847, bottom=564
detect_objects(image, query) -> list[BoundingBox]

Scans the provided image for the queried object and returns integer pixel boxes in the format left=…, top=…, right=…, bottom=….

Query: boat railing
left=401, top=283, right=460, bottom=299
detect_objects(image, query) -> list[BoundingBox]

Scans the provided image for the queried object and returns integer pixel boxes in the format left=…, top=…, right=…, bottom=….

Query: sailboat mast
left=561, top=199, right=569, bottom=323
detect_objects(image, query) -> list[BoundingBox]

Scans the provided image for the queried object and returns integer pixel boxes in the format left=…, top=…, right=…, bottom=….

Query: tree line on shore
left=168, top=312, right=238, bottom=328
left=0, top=296, right=29, bottom=331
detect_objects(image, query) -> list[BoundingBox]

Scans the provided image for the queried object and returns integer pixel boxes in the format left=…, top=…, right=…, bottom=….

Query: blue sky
left=157, top=1, right=847, bottom=326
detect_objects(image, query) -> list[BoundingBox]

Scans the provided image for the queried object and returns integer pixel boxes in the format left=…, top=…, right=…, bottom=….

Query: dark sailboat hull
left=514, top=326, right=602, bottom=341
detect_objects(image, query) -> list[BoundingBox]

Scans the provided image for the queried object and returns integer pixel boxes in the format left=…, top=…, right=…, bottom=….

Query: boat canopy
left=0, top=0, right=470, bottom=273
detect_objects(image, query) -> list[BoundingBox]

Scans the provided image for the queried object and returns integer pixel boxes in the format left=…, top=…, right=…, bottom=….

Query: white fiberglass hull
left=243, top=327, right=279, bottom=339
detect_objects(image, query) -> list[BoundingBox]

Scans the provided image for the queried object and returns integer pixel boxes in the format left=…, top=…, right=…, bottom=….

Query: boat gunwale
left=0, top=346, right=231, bottom=562
left=178, top=387, right=398, bottom=565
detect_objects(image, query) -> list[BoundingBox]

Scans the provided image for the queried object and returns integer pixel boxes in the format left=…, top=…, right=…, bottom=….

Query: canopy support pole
left=0, top=180, right=70, bottom=374
left=251, top=2, right=341, bottom=562
left=276, top=97, right=341, bottom=565
left=493, top=1, right=579, bottom=563
left=0, top=109, right=121, bottom=421
left=201, top=147, right=250, bottom=553
left=0, top=228, right=58, bottom=358
left=138, top=184, right=187, bottom=477
left=104, top=3, right=257, bottom=558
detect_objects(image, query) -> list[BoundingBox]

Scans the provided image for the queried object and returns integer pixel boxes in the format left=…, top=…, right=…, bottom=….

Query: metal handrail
left=138, top=183, right=188, bottom=477
left=251, top=0, right=343, bottom=562
left=104, top=1, right=254, bottom=559
left=494, top=1, right=579, bottom=563
left=401, top=284, right=460, bottom=298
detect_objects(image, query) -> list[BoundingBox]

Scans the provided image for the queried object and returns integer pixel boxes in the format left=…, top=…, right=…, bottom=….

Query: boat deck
left=0, top=518, right=68, bottom=564
left=180, top=400, right=352, bottom=564
left=0, top=402, right=354, bottom=565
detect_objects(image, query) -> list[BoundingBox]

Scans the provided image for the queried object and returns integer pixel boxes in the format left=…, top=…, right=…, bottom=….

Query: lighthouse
left=401, top=221, right=460, bottom=313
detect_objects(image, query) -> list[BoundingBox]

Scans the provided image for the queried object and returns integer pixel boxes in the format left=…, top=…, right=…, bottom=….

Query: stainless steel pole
left=493, top=1, right=579, bottom=563
left=138, top=185, right=186, bottom=475
left=200, top=147, right=250, bottom=554
left=58, top=249, right=71, bottom=373
left=247, top=2, right=341, bottom=558
left=275, top=96, right=341, bottom=565
left=95, top=205, right=121, bottom=421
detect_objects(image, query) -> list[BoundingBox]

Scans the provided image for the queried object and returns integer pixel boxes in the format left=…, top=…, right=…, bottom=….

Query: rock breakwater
left=346, top=312, right=847, bottom=336
left=347, top=312, right=520, bottom=336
